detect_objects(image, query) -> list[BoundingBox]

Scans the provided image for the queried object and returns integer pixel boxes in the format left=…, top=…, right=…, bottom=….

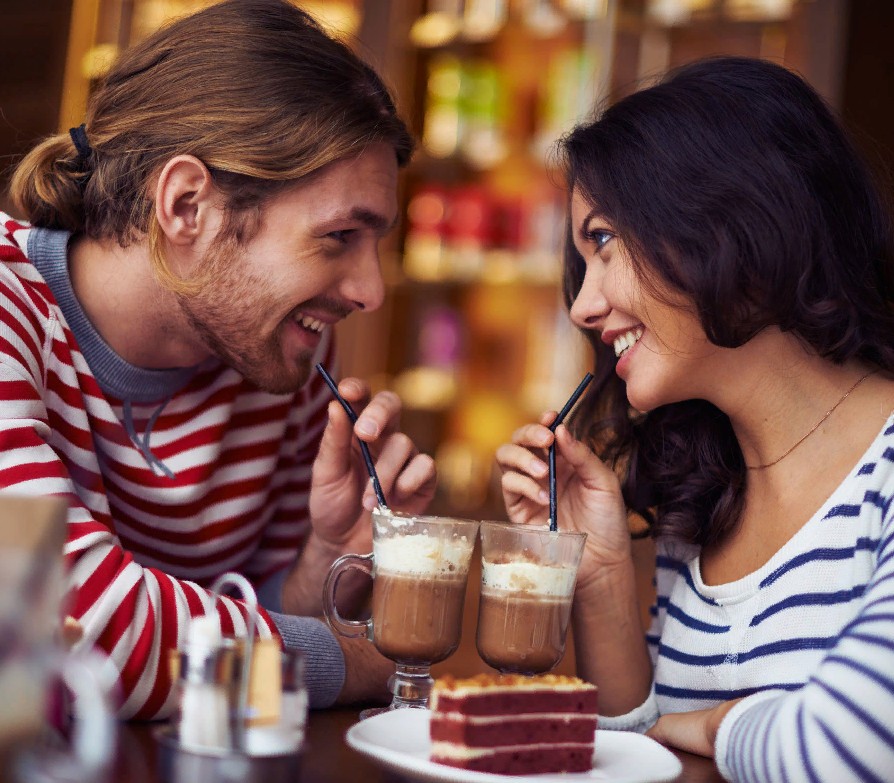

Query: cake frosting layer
left=433, top=672, right=598, bottom=693
left=430, top=714, right=597, bottom=745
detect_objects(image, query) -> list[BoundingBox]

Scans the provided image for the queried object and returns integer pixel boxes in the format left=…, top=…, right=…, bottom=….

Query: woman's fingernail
left=538, top=490, right=549, bottom=503
left=532, top=459, right=548, bottom=476
left=362, top=495, right=376, bottom=510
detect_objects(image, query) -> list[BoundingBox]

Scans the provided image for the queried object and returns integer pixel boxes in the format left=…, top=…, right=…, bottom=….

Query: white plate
left=346, top=709, right=683, bottom=783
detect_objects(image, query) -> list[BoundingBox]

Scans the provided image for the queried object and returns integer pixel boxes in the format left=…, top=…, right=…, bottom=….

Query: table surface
left=111, top=541, right=721, bottom=782
left=113, top=707, right=725, bottom=783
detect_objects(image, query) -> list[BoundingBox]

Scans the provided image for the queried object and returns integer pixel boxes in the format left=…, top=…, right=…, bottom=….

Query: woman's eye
left=585, top=228, right=614, bottom=251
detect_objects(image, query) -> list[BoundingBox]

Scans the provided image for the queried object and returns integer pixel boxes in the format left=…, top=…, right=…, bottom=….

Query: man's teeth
left=613, top=327, right=644, bottom=358
left=298, top=314, right=325, bottom=333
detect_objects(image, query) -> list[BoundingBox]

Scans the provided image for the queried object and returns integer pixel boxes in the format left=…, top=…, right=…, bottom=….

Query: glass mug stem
left=322, top=553, right=374, bottom=640
left=388, top=664, right=433, bottom=709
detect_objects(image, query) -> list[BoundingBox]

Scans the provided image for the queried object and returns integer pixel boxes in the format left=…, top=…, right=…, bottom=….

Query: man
left=1, top=0, right=435, bottom=718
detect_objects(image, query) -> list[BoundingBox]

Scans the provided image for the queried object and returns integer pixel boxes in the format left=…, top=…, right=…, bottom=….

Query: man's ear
left=154, top=155, right=220, bottom=247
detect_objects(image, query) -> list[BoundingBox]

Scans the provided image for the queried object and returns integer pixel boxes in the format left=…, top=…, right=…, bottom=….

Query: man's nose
left=342, top=245, right=385, bottom=313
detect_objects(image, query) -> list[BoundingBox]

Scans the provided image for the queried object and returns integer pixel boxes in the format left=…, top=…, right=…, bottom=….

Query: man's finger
left=353, top=390, right=402, bottom=441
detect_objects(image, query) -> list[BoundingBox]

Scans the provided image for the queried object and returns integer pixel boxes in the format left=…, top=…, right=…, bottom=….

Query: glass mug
left=323, top=509, right=479, bottom=715
left=476, top=521, right=587, bottom=674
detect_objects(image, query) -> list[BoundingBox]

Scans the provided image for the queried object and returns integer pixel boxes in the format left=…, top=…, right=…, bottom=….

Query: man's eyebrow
left=318, top=207, right=399, bottom=234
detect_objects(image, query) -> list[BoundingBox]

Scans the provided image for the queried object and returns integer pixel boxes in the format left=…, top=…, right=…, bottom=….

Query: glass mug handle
left=322, top=553, right=374, bottom=640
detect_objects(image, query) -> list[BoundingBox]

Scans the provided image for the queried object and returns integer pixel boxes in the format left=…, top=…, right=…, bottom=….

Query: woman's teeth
left=613, top=327, right=643, bottom=358
left=297, top=314, right=325, bottom=333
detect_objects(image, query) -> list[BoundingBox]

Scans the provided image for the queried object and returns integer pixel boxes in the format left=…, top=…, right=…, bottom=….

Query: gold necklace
left=745, top=370, right=878, bottom=470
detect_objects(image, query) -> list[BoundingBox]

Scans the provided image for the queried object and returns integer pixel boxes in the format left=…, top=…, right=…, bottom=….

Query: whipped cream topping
left=375, top=534, right=474, bottom=576
left=481, top=560, right=577, bottom=596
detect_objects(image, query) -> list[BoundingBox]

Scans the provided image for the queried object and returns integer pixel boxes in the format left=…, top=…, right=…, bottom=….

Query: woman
left=497, top=56, right=894, bottom=781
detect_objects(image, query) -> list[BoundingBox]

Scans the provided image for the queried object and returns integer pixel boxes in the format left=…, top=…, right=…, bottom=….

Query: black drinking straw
left=315, top=363, right=388, bottom=510
left=547, top=372, right=594, bottom=532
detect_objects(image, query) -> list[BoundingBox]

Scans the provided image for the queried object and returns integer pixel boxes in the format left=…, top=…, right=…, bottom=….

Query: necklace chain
left=745, top=370, right=878, bottom=470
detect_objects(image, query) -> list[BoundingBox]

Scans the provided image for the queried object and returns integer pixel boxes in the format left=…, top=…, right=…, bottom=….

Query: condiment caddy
left=154, top=572, right=307, bottom=783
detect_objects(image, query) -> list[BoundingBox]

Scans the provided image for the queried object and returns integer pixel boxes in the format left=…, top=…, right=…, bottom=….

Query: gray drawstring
left=122, top=398, right=176, bottom=479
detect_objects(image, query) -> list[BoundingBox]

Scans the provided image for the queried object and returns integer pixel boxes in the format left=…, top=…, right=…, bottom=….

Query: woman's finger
left=553, top=425, right=616, bottom=488
left=495, top=442, right=549, bottom=480
left=510, top=422, right=555, bottom=450
left=501, top=469, right=550, bottom=507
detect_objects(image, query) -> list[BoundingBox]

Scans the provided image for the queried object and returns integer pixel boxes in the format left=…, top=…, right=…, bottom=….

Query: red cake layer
left=430, top=745, right=593, bottom=775
left=429, top=674, right=598, bottom=776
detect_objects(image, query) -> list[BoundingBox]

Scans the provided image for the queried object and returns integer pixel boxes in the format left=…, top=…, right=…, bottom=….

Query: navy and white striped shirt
left=601, top=414, right=894, bottom=782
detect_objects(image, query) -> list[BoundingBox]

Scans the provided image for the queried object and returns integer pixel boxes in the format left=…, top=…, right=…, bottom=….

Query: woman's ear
left=154, top=155, right=220, bottom=248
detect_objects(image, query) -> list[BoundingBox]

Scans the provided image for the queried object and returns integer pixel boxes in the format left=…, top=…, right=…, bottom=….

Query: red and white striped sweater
left=0, top=215, right=336, bottom=718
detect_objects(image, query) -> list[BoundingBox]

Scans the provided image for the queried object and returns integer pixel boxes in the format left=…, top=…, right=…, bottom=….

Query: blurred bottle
left=404, top=184, right=451, bottom=280
left=461, top=0, right=508, bottom=41
left=422, top=54, right=463, bottom=159
left=446, top=184, right=492, bottom=279
left=533, top=43, right=598, bottom=159
left=459, top=59, right=507, bottom=169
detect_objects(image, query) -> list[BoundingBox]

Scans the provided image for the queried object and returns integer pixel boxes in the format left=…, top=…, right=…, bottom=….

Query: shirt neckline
left=690, top=410, right=894, bottom=605
left=27, top=226, right=201, bottom=403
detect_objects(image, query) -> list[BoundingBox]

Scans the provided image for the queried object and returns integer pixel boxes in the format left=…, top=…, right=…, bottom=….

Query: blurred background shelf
left=1, top=0, right=890, bottom=525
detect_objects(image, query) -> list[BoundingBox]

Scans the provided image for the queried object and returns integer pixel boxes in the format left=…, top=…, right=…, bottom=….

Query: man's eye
left=327, top=229, right=355, bottom=244
left=584, top=228, right=614, bottom=250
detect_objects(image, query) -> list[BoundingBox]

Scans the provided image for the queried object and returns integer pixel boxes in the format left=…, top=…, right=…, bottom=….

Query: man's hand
left=645, top=700, right=742, bottom=757
left=282, top=376, right=436, bottom=616
left=309, top=377, right=436, bottom=550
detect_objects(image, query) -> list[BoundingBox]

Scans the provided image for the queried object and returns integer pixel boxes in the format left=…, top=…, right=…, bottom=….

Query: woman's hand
left=495, top=412, right=631, bottom=585
left=309, top=377, right=436, bottom=552
left=645, top=700, right=742, bottom=758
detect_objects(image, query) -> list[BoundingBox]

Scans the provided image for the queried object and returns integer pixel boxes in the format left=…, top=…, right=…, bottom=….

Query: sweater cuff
left=715, top=690, right=782, bottom=782
left=267, top=612, right=345, bottom=709
left=597, top=687, right=660, bottom=734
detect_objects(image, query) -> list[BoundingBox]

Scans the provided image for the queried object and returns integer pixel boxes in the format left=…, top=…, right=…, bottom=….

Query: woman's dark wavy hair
left=557, top=56, right=894, bottom=547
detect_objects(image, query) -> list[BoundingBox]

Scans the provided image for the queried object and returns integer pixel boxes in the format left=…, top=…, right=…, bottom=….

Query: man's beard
left=181, top=301, right=313, bottom=394
left=174, top=251, right=313, bottom=395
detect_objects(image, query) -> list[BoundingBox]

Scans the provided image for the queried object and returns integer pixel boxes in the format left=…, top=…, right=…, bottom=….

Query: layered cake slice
left=429, top=673, right=598, bottom=775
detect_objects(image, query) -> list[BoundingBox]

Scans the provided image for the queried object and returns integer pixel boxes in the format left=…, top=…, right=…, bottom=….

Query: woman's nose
left=569, top=266, right=608, bottom=329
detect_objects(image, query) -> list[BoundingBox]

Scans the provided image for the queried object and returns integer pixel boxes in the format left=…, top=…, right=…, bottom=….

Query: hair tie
left=69, top=123, right=93, bottom=163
